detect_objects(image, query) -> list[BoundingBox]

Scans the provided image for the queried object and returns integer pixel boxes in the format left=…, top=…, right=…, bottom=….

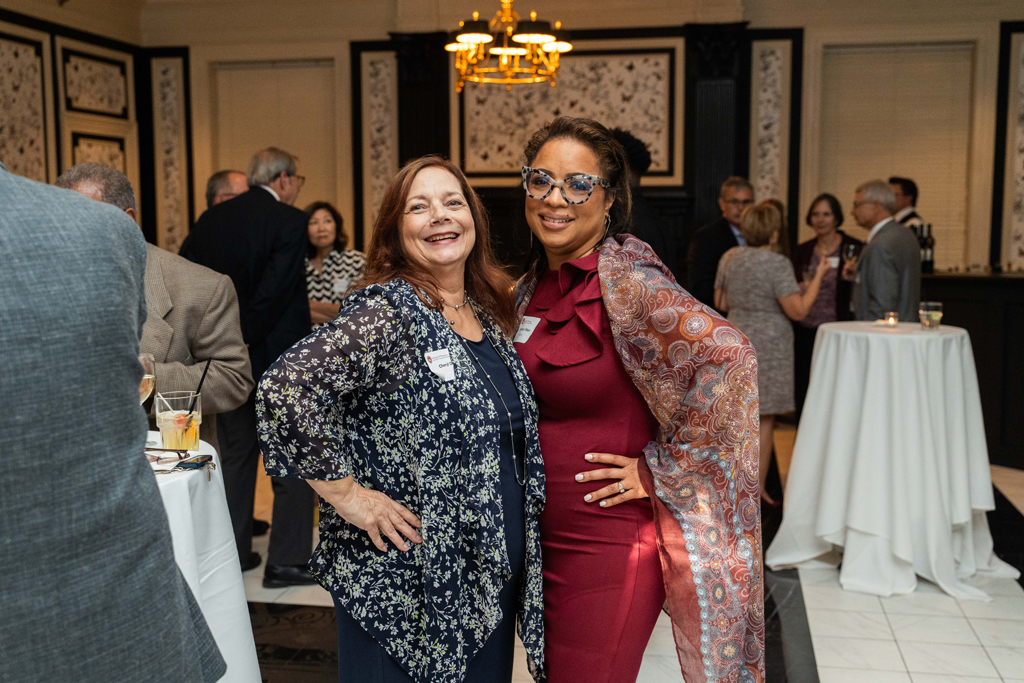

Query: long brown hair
left=361, top=155, right=517, bottom=337
left=522, top=116, right=633, bottom=271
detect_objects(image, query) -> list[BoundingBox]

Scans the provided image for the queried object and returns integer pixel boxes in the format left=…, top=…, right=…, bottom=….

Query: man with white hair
left=179, top=147, right=314, bottom=586
left=848, top=179, right=921, bottom=322
left=55, top=162, right=254, bottom=454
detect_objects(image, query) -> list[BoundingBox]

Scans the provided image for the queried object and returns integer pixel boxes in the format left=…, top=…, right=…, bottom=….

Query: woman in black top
left=791, top=193, right=864, bottom=416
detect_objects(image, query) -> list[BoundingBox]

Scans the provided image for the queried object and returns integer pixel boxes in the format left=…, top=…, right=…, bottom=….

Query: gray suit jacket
left=0, top=166, right=225, bottom=683
left=142, top=243, right=253, bottom=452
left=852, top=219, right=922, bottom=322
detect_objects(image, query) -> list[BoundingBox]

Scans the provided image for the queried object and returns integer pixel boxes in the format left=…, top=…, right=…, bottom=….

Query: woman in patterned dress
left=714, top=201, right=830, bottom=505
left=513, top=116, right=764, bottom=683
left=304, top=201, right=366, bottom=326
left=257, top=157, right=546, bottom=683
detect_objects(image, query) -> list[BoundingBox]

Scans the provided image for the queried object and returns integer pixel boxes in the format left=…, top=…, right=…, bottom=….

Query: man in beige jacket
left=55, top=163, right=253, bottom=453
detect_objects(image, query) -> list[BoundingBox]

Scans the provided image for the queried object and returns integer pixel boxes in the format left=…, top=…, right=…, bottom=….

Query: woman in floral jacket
left=514, top=117, right=764, bottom=683
left=257, top=157, right=546, bottom=683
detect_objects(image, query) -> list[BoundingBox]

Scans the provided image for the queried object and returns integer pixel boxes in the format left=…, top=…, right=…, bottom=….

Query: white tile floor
left=805, top=567, right=1024, bottom=682
left=245, top=465, right=1024, bottom=682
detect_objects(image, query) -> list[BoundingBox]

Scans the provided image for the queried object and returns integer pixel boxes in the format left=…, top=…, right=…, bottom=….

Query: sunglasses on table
left=522, top=167, right=611, bottom=204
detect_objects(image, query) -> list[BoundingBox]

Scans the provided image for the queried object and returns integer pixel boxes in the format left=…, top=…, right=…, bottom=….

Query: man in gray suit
left=0, top=163, right=225, bottom=681
left=848, top=179, right=921, bottom=321
left=56, top=163, right=254, bottom=453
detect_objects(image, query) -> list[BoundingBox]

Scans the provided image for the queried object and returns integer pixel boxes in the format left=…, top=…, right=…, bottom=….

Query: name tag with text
left=425, top=348, right=456, bottom=382
left=514, top=316, right=541, bottom=344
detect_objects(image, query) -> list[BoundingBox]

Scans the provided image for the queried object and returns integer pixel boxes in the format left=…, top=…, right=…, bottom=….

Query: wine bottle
left=922, top=223, right=935, bottom=274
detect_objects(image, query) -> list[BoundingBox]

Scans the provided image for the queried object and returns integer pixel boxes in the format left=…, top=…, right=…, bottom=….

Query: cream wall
left=9, top=0, right=1023, bottom=263
left=3, top=0, right=143, bottom=43
left=137, top=0, right=737, bottom=242
left=746, top=0, right=1023, bottom=266
left=139, top=0, right=397, bottom=245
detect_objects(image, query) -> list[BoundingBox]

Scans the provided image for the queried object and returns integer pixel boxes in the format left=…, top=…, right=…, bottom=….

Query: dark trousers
left=217, top=390, right=315, bottom=566
left=793, top=323, right=818, bottom=421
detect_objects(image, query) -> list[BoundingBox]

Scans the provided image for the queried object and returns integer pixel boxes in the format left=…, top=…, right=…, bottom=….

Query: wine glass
left=842, top=244, right=860, bottom=281
left=139, top=353, right=155, bottom=405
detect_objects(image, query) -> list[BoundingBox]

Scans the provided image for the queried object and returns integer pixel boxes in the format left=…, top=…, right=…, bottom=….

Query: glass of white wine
left=139, top=353, right=155, bottom=405
left=919, top=301, right=943, bottom=330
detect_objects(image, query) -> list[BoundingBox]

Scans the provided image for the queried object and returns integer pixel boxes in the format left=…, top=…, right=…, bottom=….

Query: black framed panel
left=350, top=40, right=397, bottom=251
left=0, top=29, right=52, bottom=182
left=747, top=28, right=804, bottom=251
left=61, top=47, right=129, bottom=118
left=991, top=21, right=1024, bottom=269
left=458, top=46, right=679, bottom=180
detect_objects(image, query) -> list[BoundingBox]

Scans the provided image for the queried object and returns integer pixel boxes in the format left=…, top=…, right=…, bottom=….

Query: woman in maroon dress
left=513, top=117, right=764, bottom=683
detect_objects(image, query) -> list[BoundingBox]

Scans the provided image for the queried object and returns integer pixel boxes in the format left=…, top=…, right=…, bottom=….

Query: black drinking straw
left=188, top=359, right=212, bottom=414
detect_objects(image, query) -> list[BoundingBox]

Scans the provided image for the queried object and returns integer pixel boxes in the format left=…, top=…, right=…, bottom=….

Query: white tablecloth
left=765, top=322, right=1019, bottom=600
left=150, top=432, right=261, bottom=682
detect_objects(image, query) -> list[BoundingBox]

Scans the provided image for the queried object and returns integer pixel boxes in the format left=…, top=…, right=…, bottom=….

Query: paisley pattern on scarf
left=515, top=236, right=764, bottom=683
left=257, top=280, right=547, bottom=683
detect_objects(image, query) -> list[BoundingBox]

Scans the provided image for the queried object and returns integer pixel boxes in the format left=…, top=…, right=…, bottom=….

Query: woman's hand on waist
left=575, top=453, right=649, bottom=508
left=307, top=477, right=422, bottom=552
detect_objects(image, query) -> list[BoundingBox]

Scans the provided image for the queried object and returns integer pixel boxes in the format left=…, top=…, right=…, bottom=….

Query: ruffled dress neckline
left=530, top=252, right=604, bottom=367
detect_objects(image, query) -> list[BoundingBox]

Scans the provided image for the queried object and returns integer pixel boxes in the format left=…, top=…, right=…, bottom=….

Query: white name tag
left=514, top=316, right=541, bottom=344
left=424, top=348, right=456, bottom=382
left=332, top=278, right=350, bottom=294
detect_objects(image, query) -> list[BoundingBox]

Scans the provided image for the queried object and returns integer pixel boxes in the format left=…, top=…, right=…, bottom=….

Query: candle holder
left=883, top=312, right=899, bottom=326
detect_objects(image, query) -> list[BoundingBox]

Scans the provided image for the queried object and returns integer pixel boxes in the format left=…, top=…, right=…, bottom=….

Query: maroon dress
left=514, top=253, right=666, bottom=683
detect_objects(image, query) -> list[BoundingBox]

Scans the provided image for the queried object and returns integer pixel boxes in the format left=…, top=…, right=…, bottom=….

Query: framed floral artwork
left=452, top=37, right=684, bottom=187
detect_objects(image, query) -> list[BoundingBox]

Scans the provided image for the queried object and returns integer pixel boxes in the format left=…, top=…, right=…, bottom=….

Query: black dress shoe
left=253, top=519, right=270, bottom=537
left=240, top=552, right=261, bottom=572
left=263, top=564, right=317, bottom=588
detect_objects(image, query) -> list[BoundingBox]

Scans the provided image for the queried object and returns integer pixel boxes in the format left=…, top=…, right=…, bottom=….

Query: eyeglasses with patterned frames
left=522, top=167, right=611, bottom=205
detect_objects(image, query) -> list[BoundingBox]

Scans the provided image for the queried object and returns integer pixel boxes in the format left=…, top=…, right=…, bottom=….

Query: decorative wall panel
left=72, top=132, right=126, bottom=171
left=455, top=38, right=684, bottom=186
left=360, top=50, right=399, bottom=246
left=749, top=40, right=792, bottom=205
left=0, top=23, right=55, bottom=182
left=1007, top=35, right=1024, bottom=267
left=63, top=49, right=128, bottom=118
left=56, top=37, right=139, bottom=212
left=152, top=56, right=190, bottom=252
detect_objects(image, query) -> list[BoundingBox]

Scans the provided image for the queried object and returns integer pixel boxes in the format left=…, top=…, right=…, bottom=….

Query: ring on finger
left=618, top=482, right=626, bottom=495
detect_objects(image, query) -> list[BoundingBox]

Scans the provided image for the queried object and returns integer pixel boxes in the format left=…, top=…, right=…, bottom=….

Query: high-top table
left=765, top=322, right=1019, bottom=600
left=150, top=432, right=261, bottom=682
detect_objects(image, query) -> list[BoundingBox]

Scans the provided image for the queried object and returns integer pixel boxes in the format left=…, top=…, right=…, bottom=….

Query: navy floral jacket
left=256, top=279, right=546, bottom=682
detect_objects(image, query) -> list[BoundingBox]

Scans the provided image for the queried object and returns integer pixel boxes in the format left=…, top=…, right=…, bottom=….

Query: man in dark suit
left=889, top=176, right=924, bottom=235
left=848, top=179, right=921, bottom=321
left=179, top=147, right=315, bottom=587
left=686, top=176, right=754, bottom=312
left=611, top=128, right=679, bottom=279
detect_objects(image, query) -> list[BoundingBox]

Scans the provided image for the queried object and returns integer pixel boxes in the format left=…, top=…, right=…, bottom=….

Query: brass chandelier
left=445, top=0, right=573, bottom=92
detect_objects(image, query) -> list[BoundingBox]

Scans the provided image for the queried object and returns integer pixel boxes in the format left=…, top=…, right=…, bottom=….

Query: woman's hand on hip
left=308, top=477, right=422, bottom=552
left=575, top=453, right=649, bottom=508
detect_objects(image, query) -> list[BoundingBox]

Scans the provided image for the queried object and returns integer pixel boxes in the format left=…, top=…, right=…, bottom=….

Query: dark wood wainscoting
left=921, top=274, right=1024, bottom=470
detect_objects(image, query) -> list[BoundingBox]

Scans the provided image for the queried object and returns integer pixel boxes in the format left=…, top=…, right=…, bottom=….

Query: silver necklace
left=440, top=294, right=470, bottom=311
left=446, top=308, right=526, bottom=487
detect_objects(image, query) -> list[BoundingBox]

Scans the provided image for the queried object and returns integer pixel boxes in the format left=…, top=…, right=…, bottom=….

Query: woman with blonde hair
left=715, top=200, right=830, bottom=505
